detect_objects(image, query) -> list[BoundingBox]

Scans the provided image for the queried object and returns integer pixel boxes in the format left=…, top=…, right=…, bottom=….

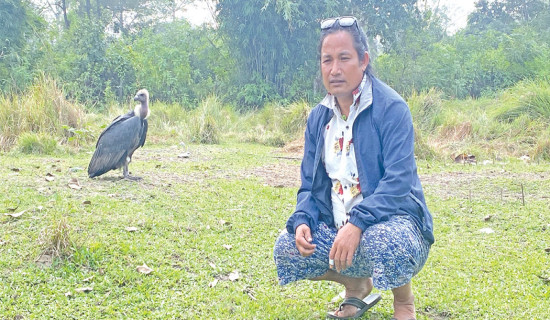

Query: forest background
left=2, top=0, right=550, bottom=161
left=1, top=0, right=548, bottom=108
left=0, top=0, right=550, bottom=158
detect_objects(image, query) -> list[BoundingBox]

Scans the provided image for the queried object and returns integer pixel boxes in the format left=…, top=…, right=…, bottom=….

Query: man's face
left=320, top=31, right=368, bottom=103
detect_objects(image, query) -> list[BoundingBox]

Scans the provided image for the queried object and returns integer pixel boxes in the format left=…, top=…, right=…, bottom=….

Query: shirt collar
left=321, top=74, right=371, bottom=115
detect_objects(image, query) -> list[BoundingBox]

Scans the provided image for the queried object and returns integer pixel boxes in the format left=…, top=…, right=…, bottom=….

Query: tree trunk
left=96, top=0, right=101, bottom=18
left=61, top=0, right=70, bottom=29
left=86, top=0, right=91, bottom=18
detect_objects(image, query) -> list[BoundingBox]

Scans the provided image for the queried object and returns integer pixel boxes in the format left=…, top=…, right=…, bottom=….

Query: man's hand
left=329, top=223, right=362, bottom=272
left=295, top=224, right=316, bottom=256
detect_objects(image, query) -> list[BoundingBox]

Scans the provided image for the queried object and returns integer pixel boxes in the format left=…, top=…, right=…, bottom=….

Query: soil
left=110, top=140, right=549, bottom=202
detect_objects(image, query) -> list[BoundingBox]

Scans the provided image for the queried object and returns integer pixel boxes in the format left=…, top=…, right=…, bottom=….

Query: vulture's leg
left=123, top=157, right=141, bottom=181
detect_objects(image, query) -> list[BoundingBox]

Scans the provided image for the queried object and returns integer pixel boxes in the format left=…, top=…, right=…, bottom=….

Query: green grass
left=1, top=78, right=550, bottom=318
left=1, top=143, right=549, bottom=319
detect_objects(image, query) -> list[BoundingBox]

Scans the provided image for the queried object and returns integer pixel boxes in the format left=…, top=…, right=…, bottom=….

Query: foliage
left=216, top=0, right=327, bottom=108
left=17, top=132, right=58, bottom=154
left=129, top=21, right=232, bottom=104
left=49, top=17, right=111, bottom=107
left=0, top=0, right=45, bottom=92
left=466, top=0, right=548, bottom=34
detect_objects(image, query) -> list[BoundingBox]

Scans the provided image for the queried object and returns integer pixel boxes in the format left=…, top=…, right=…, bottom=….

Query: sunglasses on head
left=320, top=16, right=358, bottom=30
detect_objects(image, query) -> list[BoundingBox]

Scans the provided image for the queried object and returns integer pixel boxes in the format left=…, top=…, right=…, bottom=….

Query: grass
left=0, top=76, right=86, bottom=151
left=1, top=142, right=549, bottom=319
left=1, top=79, right=550, bottom=318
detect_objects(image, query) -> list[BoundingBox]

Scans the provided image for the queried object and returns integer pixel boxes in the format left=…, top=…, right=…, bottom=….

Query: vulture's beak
left=133, top=95, right=139, bottom=101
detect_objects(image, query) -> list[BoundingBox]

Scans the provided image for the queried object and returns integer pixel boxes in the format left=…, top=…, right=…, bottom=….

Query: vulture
left=88, top=89, right=150, bottom=180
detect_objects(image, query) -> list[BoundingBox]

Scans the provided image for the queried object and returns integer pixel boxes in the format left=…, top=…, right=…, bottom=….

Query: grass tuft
left=493, top=79, right=550, bottom=122
left=188, top=96, right=226, bottom=144
left=408, top=88, right=444, bottom=133
left=18, top=132, right=58, bottom=154
left=38, top=215, right=74, bottom=259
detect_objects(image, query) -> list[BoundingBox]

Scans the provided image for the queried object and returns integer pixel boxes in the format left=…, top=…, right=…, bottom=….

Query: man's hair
left=318, top=21, right=373, bottom=76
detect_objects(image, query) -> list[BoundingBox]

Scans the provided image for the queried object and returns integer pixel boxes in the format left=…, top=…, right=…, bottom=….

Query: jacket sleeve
left=285, top=109, right=322, bottom=234
left=348, top=98, right=417, bottom=231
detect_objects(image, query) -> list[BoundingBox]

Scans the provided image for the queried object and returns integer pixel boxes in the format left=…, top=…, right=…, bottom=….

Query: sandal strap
left=338, top=297, right=367, bottom=310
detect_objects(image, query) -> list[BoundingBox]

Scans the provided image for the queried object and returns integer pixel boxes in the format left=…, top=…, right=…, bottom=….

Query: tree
left=346, top=0, right=425, bottom=53
left=216, top=0, right=332, bottom=107
left=466, top=0, right=548, bottom=34
left=0, top=0, right=45, bottom=92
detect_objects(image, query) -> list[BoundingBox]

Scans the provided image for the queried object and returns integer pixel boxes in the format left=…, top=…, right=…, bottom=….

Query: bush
left=18, top=132, right=58, bottom=154
left=493, top=79, right=550, bottom=122
left=408, top=88, right=444, bottom=133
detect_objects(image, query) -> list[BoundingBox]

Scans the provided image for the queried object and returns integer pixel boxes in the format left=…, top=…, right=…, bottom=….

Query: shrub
left=18, top=132, right=58, bottom=154
left=408, top=88, right=444, bottom=133
left=493, top=79, right=550, bottom=122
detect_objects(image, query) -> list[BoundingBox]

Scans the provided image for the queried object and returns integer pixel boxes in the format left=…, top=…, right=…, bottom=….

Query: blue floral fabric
left=273, top=215, right=430, bottom=290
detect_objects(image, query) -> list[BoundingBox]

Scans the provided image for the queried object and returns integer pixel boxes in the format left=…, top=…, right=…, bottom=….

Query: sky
left=182, top=0, right=478, bottom=33
left=429, top=0, right=478, bottom=33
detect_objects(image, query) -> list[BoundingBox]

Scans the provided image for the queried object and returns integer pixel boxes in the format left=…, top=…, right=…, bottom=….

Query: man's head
left=319, top=17, right=371, bottom=102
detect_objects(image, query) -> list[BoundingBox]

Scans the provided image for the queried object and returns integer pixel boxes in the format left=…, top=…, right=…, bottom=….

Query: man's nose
left=330, top=61, right=342, bottom=75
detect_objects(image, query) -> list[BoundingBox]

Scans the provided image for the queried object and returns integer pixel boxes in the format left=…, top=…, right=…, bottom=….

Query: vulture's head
left=134, top=89, right=149, bottom=104
left=133, top=89, right=150, bottom=119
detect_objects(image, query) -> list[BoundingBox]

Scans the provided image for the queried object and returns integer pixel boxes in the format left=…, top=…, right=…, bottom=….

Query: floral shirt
left=321, top=75, right=373, bottom=230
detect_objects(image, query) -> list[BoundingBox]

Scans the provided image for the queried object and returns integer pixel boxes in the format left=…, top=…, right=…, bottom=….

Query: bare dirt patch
left=420, top=170, right=550, bottom=201
left=82, top=141, right=549, bottom=201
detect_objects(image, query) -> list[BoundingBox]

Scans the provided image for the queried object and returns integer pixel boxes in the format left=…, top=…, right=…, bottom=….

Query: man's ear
left=361, top=51, right=369, bottom=72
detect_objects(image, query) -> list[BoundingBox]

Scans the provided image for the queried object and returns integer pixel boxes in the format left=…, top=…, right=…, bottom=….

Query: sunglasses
left=320, top=16, right=358, bottom=30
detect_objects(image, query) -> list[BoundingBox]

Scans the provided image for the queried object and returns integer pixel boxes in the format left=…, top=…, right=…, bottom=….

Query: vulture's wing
left=138, top=119, right=148, bottom=148
left=95, top=111, right=135, bottom=148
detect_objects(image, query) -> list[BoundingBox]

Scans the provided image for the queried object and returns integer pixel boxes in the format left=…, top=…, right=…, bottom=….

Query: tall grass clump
left=241, top=101, right=310, bottom=147
left=414, top=128, right=437, bottom=160
left=408, top=88, right=444, bottom=133
left=188, top=95, right=230, bottom=144
left=532, top=128, right=550, bottom=160
left=0, top=75, right=86, bottom=151
left=493, top=79, right=550, bottom=122
left=18, top=132, right=58, bottom=154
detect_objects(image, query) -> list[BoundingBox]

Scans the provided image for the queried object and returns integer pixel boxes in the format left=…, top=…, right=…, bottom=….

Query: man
left=274, top=16, right=434, bottom=320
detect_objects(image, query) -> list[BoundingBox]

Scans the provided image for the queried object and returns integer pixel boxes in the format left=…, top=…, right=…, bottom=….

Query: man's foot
left=330, top=277, right=373, bottom=318
left=392, top=282, right=416, bottom=320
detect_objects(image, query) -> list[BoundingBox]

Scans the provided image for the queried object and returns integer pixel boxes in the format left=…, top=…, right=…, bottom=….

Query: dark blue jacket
left=286, top=76, right=434, bottom=244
